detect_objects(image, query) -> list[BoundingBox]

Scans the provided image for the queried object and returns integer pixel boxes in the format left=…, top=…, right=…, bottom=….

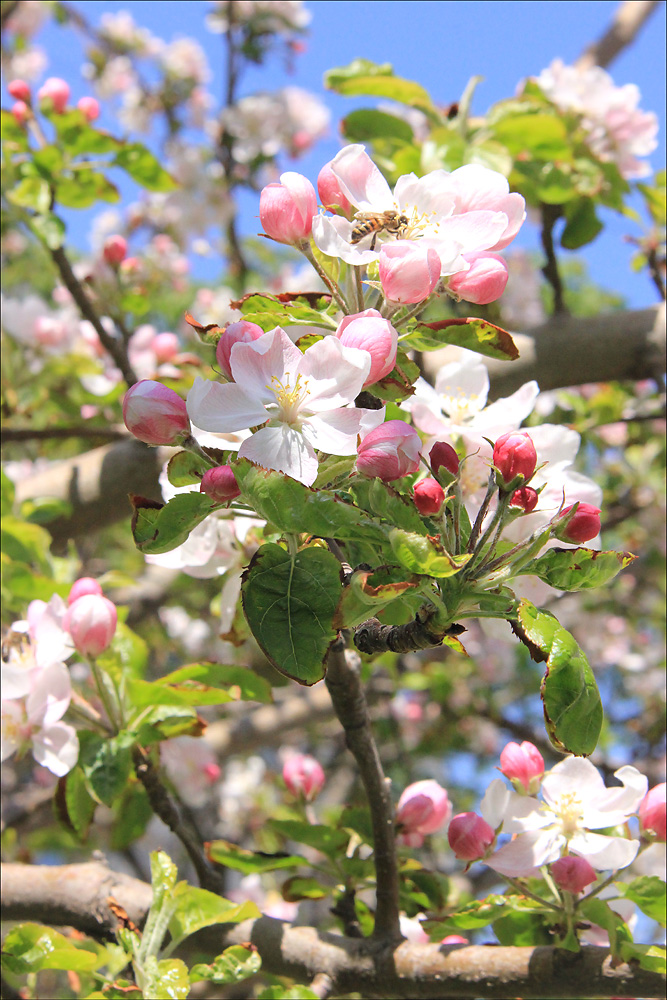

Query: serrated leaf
left=114, top=143, right=177, bottom=191
left=390, top=528, right=471, bottom=578
left=1, top=924, right=100, bottom=973
left=617, top=875, right=666, bottom=925
left=190, top=945, right=262, bottom=984
left=406, top=317, right=519, bottom=359
left=207, top=838, right=306, bottom=874
left=130, top=492, right=217, bottom=554
left=335, top=567, right=420, bottom=629
left=516, top=600, right=603, bottom=756
left=169, top=886, right=261, bottom=944
left=242, top=543, right=340, bottom=685
left=270, top=820, right=348, bottom=857
left=351, top=477, right=427, bottom=534
left=519, top=547, right=636, bottom=591
left=324, top=59, right=434, bottom=111
left=232, top=291, right=333, bottom=331
left=166, top=450, right=210, bottom=487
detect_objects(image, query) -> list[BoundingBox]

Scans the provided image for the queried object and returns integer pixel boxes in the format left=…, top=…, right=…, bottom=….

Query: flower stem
left=299, top=243, right=350, bottom=313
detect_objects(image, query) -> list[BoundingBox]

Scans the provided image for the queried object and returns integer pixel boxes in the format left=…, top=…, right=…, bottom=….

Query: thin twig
left=2, top=425, right=128, bottom=442
left=539, top=203, right=569, bottom=317
left=576, top=0, right=663, bottom=69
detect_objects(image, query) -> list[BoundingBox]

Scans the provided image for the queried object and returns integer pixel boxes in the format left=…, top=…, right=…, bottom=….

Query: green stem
left=502, top=875, right=563, bottom=913
left=89, top=658, right=120, bottom=734
left=299, top=243, right=350, bottom=313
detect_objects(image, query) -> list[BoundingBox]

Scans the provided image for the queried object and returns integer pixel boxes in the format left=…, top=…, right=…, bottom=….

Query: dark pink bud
left=260, top=171, right=317, bottom=243
left=430, top=441, right=459, bottom=479
left=510, top=486, right=539, bottom=513
left=448, top=812, right=495, bottom=860
left=357, top=420, right=421, bottom=482
left=414, top=478, right=445, bottom=516
left=639, top=783, right=666, bottom=841
left=103, top=235, right=128, bottom=267
left=68, top=577, right=103, bottom=605
left=396, top=779, right=451, bottom=835
left=8, top=79, right=31, bottom=102
left=11, top=100, right=29, bottom=125
left=555, top=502, right=602, bottom=544
left=77, top=96, right=100, bottom=122
left=499, top=741, right=544, bottom=794
left=200, top=465, right=241, bottom=503
left=122, top=380, right=189, bottom=445
left=37, top=77, right=70, bottom=114
left=335, top=309, right=397, bottom=388
left=64, top=593, right=117, bottom=658
left=493, top=431, right=537, bottom=490
left=282, top=754, right=325, bottom=801
left=317, top=161, right=353, bottom=216
left=551, top=855, right=597, bottom=894
left=447, top=252, right=509, bottom=305
left=216, top=321, right=266, bottom=380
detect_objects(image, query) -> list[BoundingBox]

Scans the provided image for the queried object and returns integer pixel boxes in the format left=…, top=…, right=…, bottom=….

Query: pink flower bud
left=259, top=171, right=317, bottom=244
left=493, top=431, right=537, bottom=490
left=122, top=380, right=189, bottom=446
left=200, top=465, right=241, bottom=503
left=639, top=783, right=666, bottom=841
left=448, top=812, right=495, bottom=860
left=68, top=577, right=103, bottom=605
left=357, top=420, right=422, bottom=482
left=37, top=77, right=70, bottom=114
left=441, top=935, right=468, bottom=945
left=282, top=754, right=325, bottom=801
left=11, top=100, right=29, bottom=125
left=510, top=486, right=539, bottom=513
left=8, top=79, right=31, bottom=102
left=77, top=96, right=100, bottom=122
left=103, top=235, right=128, bottom=267
left=430, top=441, right=459, bottom=479
left=378, top=242, right=441, bottom=304
left=203, top=761, right=221, bottom=783
left=153, top=332, right=180, bottom=363
left=396, top=779, right=451, bottom=835
left=64, top=593, right=117, bottom=658
left=555, top=502, right=602, bottom=544
left=414, top=478, right=445, bottom=516
left=317, top=161, right=353, bottom=216
left=213, top=321, right=263, bottom=380
left=551, top=855, right=597, bottom=894
left=447, top=252, right=509, bottom=305
left=335, top=309, right=397, bottom=387
left=499, top=741, right=545, bottom=794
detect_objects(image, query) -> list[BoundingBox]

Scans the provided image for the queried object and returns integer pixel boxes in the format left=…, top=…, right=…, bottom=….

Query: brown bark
left=576, top=0, right=663, bottom=70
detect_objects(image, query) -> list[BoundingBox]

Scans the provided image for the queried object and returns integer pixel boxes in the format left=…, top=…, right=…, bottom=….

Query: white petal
left=480, top=778, right=511, bottom=828
left=303, top=408, right=365, bottom=455
left=230, top=328, right=303, bottom=397
left=330, top=143, right=394, bottom=209
left=240, top=425, right=318, bottom=486
left=474, top=381, right=539, bottom=432
left=569, top=831, right=640, bottom=871
left=33, top=722, right=79, bottom=776
left=542, top=757, right=604, bottom=809
left=487, top=828, right=564, bottom=876
left=299, top=338, right=370, bottom=410
left=187, top=377, right=268, bottom=433
left=584, top=765, right=648, bottom=828
left=26, top=662, right=71, bottom=727
left=435, top=354, right=490, bottom=411
left=432, top=211, right=510, bottom=255
left=219, top=570, right=243, bottom=634
left=312, top=214, right=378, bottom=265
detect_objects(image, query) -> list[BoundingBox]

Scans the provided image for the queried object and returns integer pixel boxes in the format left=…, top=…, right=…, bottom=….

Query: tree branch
left=324, top=644, right=402, bottom=946
left=576, top=0, right=663, bottom=70
left=2, top=862, right=664, bottom=998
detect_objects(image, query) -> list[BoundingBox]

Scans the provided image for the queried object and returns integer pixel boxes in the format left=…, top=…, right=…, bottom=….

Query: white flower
left=1, top=662, right=79, bottom=777
left=485, top=757, right=648, bottom=877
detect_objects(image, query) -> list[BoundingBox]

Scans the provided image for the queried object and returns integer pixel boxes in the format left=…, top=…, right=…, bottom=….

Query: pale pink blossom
left=216, top=321, right=265, bottom=380
left=335, top=309, right=398, bottom=387
left=11, top=100, right=29, bottom=125
left=103, top=235, right=128, bottom=267
left=551, top=855, right=597, bottom=894
left=639, top=783, right=666, bottom=841
left=1, top=662, right=78, bottom=777
left=378, top=242, right=441, bottom=303
left=446, top=251, right=508, bottom=304
left=63, top=594, right=117, bottom=658
left=356, top=420, right=421, bottom=482
left=200, top=466, right=241, bottom=503
left=396, top=779, right=451, bottom=839
left=448, top=812, right=496, bottom=860
left=123, top=379, right=190, bottom=446
left=77, top=96, right=100, bottom=122
left=260, top=172, right=317, bottom=243
left=317, top=161, right=353, bottom=215
left=160, top=736, right=221, bottom=807
left=68, top=578, right=103, bottom=605
left=37, top=77, right=70, bottom=114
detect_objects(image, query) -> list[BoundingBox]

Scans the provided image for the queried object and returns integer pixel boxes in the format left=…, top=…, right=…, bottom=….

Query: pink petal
left=330, top=143, right=393, bottom=210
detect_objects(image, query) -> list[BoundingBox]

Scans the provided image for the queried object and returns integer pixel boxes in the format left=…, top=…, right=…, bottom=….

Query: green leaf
left=390, top=528, right=471, bottom=578
left=1, top=516, right=52, bottom=574
left=142, top=957, right=190, bottom=1000
left=207, top=838, right=306, bottom=874
left=1, top=108, right=30, bottom=151
left=166, top=450, right=211, bottom=487
left=234, top=291, right=334, bottom=331
left=335, top=566, right=420, bottom=629
left=190, top=945, right=262, bottom=984
left=519, top=547, right=636, bottom=591
left=242, top=543, right=340, bottom=685
left=270, top=820, right=349, bottom=857
left=29, top=210, right=66, bottom=248
left=516, top=600, right=603, bottom=756
left=7, top=176, right=51, bottom=213
left=579, top=898, right=633, bottom=962
left=53, top=111, right=121, bottom=155
left=372, top=348, right=420, bottom=403
left=258, top=988, right=319, bottom=1000
left=429, top=895, right=510, bottom=931
left=110, top=782, right=152, bottom=849
left=324, top=59, right=434, bottom=111
left=406, top=317, right=519, bottom=359
left=1, top=924, right=100, bottom=973
left=492, top=909, right=553, bottom=946
left=54, top=766, right=97, bottom=841
left=492, top=112, right=571, bottom=159
left=351, top=477, right=428, bottom=535
left=130, top=492, right=217, bottom=554
left=169, top=886, right=261, bottom=944
left=80, top=733, right=134, bottom=806
left=342, top=108, right=415, bottom=143
left=281, top=875, right=329, bottom=901
left=561, top=197, right=603, bottom=249
left=56, top=170, right=119, bottom=208
left=620, top=942, right=666, bottom=974
left=617, top=875, right=667, bottom=925
left=114, top=143, right=177, bottom=191
left=20, top=496, right=73, bottom=525
left=234, top=460, right=386, bottom=546
left=127, top=665, right=236, bottom=710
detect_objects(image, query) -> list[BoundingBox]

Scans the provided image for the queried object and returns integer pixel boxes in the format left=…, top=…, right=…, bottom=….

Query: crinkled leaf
left=134, top=704, right=202, bottom=743
left=270, top=820, right=348, bottom=857
left=517, top=600, right=603, bottom=756
left=169, top=885, right=260, bottom=944
left=142, top=957, right=190, bottom=1000
left=325, top=59, right=434, bottom=111
left=129, top=663, right=271, bottom=710
left=114, top=143, right=177, bottom=191
left=617, top=875, right=667, bottom=925
left=130, top=492, right=217, bottom=554
left=1, top=924, right=100, bottom=973
left=232, top=291, right=333, bottom=331
left=335, top=566, right=420, bottom=629
left=312, top=453, right=356, bottom=489
left=372, top=348, right=420, bottom=402
left=190, top=945, right=262, bottom=984
left=518, top=547, right=636, bottom=591
left=390, top=528, right=471, bottom=578
left=242, top=543, right=340, bottom=685
left=167, top=450, right=211, bottom=487
left=406, top=317, right=519, bottom=359
left=207, top=838, right=306, bottom=874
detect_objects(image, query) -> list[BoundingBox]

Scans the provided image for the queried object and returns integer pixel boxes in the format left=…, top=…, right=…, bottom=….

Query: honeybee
left=350, top=209, right=409, bottom=250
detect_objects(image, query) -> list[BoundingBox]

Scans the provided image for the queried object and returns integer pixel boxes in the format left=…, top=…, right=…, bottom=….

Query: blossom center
left=400, top=204, right=440, bottom=240
left=441, top=388, right=481, bottom=425
left=268, top=372, right=310, bottom=426
left=555, top=791, right=584, bottom=837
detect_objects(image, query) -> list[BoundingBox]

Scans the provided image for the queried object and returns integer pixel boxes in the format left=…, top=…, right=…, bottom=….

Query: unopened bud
left=510, top=486, right=538, bottom=513
left=216, top=321, right=265, bottom=380
left=37, top=77, right=70, bottom=114
left=64, top=593, right=117, bottom=658
left=77, top=96, right=100, bottom=122
left=499, top=741, right=544, bottom=794
left=68, top=577, right=103, bottom=605
left=493, top=431, right=537, bottom=491
left=200, top=465, right=241, bottom=503
left=103, top=235, right=128, bottom=267
left=282, top=754, right=325, bottom=801
left=122, top=380, right=189, bottom=445
left=555, top=502, right=602, bottom=544
left=414, top=478, right=445, bottom=516
left=260, top=172, right=317, bottom=244
left=448, top=812, right=495, bottom=860
left=639, top=783, right=666, bottom=841
left=357, top=420, right=421, bottom=482
left=551, top=855, right=597, bottom=894
left=396, top=779, right=451, bottom=835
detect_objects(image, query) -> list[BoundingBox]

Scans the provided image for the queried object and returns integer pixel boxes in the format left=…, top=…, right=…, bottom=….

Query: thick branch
left=325, top=645, right=401, bottom=946
left=576, top=0, right=663, bottom=69
left=2, top=863, right=664, bottom=998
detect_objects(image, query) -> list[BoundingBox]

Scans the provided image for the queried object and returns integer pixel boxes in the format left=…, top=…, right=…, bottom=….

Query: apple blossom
left=200, top=465, right=241, bottom=503
left=334, top=309, right=397, bottom=388
left=441, top=935, right=469, bottom=945
left=37, top=76, right=70, bottom=114
left=638, top=783, right=666, bottom=841
left=283, top=753, right=325, bottom=801
left=11, top=100, right=29, bottom=125
left=378, top=242, right=441, bottom=303
left=161, top=736, right=222, bottom=808
left=153, top=332, right=180, bottom=363
left=414, top=478, right=445, bottom=516
left=356, top=420, right=421, bottom=482
left=555, top=502, right=602, bottom=544
left=429, top=440, right=460, bottom=479
left=551, top=855, right=597, bottom=894
left=8, top=78, right=31, bottom=102
left=77, top=96, right=100, bottom=122
left=187, top=327, right=382, bottom=487
left=448, top=812, right=496, bottom=860
left=1, top=662, right=78, bottom=777
left=396, top=779, right=451, bottom=841
left=103, top=235, right=128, bottom=267
left=499, top=741, right=545, bottom=794
left=493, top=431, right=537, bottom=490
left=63, top=594, right=117, bottom=658
left=68, top=578, right=104, bottom=605
left=260, top=171, right=317, bottom=244
left=486, top=757, right=648, bottom=877
left=123, top=379, right=190, bottom=446
left=446, top=251, right=508, bottom=304
left=317, top=161, right=353, bottom=215
left=216, top=320, right=267, bottom=380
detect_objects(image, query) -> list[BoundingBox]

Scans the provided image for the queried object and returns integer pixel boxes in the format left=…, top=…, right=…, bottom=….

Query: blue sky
left=17, top=0, right=667, bottom=309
